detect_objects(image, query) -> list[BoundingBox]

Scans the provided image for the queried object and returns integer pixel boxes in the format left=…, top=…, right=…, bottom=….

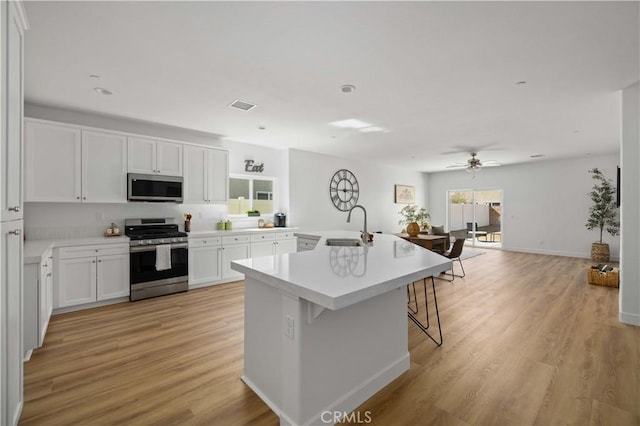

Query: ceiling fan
left=446, top=152, right=501, bottom=176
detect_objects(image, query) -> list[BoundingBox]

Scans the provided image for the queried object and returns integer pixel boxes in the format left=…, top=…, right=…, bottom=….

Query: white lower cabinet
left=221, top=235, right=250, bottom=280
left=54, top=243, right=129, bottom=308
left=24, top=247, right=53, bottom=357
left=251, top=231, right=297, bottom=257
left=188, top=237, right=222, bottom=286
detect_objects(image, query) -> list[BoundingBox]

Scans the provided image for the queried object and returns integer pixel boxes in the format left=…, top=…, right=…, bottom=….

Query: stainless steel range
left=125, top=218, right=188, bottom=301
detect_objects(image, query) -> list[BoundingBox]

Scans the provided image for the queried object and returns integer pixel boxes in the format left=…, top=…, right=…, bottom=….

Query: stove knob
left=172, top=238, right=178, bottom=243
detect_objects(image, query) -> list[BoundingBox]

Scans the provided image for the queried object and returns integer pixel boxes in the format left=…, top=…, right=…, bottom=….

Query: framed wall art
left=395, top=184, right=415, bottom=204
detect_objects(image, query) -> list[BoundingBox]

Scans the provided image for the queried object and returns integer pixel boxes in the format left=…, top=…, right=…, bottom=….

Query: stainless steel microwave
left=127, top=173, right=183, bottom=203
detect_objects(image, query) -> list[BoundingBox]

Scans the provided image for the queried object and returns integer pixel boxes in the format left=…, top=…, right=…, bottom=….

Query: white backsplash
left=24, top=202, right=230, bottom=240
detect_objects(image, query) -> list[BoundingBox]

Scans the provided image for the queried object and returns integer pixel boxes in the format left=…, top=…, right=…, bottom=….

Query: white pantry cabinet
left=1, top=1, right=27, bottom=423
left=25, top=120, right=128, bottom=203
left=128, top=136, right=182, bottom=176
left=54, top=243, right=129, bottom=308
left=183, top=145, right=228, bottom=204
left=1, top=220, right=24, bottom=426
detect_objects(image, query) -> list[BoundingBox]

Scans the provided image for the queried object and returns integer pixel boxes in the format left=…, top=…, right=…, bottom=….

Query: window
left=228, top=176, right=276, bottom=215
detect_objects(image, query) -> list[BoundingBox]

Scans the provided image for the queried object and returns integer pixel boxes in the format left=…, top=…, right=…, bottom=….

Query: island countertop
left=231, top=231, right=452, bottom=310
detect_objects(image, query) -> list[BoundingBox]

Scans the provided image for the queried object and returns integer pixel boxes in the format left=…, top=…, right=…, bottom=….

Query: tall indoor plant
left=586, top=168, right=619, bottom=262
left=398, top=205, right=430, bottom=237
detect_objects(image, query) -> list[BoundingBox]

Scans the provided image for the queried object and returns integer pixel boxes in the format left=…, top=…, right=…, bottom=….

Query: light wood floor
left=20, top=250, right=639, bottom=425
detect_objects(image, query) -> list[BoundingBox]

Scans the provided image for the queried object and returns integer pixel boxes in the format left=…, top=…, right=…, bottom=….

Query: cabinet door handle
left=82, top=197, right=86, bottom=200
left=76, top=196, right=80, bottom=200
left=8, top=229, right=21, bottom=236
left=47, top=273, right=52, bottom=277
left=8, top=206, right=20, bottom=212
left=92, top=260, right=96, bottom=264
left=98, top=260, right=102, bottom=263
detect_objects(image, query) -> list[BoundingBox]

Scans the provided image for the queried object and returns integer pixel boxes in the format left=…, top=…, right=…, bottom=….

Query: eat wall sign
left=244, top=160, right=264, bottom=173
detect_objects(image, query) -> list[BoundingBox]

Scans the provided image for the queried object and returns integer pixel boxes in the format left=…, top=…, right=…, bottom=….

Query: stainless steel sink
left=325, top=238, right=362, bottom=247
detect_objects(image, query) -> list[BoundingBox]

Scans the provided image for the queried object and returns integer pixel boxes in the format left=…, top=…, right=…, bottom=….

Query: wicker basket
left=588, top=267, right=619, bottom=288
left=591, top=243, right=610, bottom=262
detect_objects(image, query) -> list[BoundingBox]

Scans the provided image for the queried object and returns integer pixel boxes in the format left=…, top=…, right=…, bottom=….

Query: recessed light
left=329, top=118, right=371, bottom=129
left=257, top=125, right=266, bottom=130
left=530, top=154, right=545, bottom=158
left=515, top=81, right=527, bottom=86
left=340, top=84, right=356, bottom=93
left=572, top=130, right=580, bottom=134
left=94, top=87, right=112, bottom=95
left=89, top=74, right=100, bottom=79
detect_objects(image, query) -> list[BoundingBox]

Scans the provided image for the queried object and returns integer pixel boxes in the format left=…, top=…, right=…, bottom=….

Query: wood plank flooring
left=20, top=250, right=639, bottom=425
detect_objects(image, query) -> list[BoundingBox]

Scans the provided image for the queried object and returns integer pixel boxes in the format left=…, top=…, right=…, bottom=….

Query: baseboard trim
left=619, top=311, right=640, bottom=326
left=504, top=246, right=620, bottom=262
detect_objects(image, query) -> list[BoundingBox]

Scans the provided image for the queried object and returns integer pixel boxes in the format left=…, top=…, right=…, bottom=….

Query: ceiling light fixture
left=329, top=118, right=372, bottom=129
left=340, top=84, right=356, bottom=93
left=94, top=87, right=112, bottom=95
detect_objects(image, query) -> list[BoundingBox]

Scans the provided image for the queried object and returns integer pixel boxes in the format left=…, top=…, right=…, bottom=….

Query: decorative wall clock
left=329, top=169, right=359, bottom=211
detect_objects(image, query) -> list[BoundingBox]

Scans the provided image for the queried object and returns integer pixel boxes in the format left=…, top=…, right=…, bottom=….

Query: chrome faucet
left=347, top=205, right=368, bottom=244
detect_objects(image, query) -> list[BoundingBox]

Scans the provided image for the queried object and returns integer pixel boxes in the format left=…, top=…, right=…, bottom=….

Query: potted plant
left=586, top=168, right=619, bottom=262
left=398, top=205, right=430, bottom=237
left=247, top=210, right=261, bottom=217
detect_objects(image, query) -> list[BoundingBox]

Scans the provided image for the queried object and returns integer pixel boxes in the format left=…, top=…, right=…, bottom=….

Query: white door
left=221, top=243, right=250, bottom=279
left=156, top=141, right=182, bottom=176
left=82, top=130, right=128, bottom=202
left=96, top=253, right=130, bottom=300
left=2, top=220, right=23, bottom=426
left=57, top=257, right=97, bottom=307
left=208, top=149, right=229, bottom=203
left=127, top=136, right=156, bottom=174
left=189, top=245, right=221, bottom=285
left=25, top=121, right=82, bottom=202
left=183, top=146, right=207, bottom=204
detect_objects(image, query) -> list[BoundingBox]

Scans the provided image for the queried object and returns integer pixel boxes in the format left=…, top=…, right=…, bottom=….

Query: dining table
left=394, top=233, right=448, bottom=254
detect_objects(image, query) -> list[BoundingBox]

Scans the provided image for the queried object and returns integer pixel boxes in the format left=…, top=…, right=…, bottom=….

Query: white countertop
left=24, top=236, right=129, bottom=264
left=232, top=231, right=452, bottom=311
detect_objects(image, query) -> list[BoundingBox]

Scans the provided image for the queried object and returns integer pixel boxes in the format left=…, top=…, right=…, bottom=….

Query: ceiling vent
left=229, top=99, right=256, bottom=111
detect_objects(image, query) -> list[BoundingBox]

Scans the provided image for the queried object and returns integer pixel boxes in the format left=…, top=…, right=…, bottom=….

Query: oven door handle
left=130, top=243, right=188, bottom=253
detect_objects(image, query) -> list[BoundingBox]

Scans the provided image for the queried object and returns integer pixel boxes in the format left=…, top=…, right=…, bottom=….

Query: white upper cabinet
left=183, top=145, right=228, bottom=204
left=25, top=121, right=82, bottom=202
left=25, top=120, right=128, bottom=203
left=81, top=130, right=127, bottom=202
left=128, top=136, right=182, bottom=176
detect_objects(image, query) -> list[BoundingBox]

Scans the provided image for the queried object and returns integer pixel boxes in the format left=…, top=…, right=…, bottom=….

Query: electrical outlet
left=285, top=315, right=294, bottom=340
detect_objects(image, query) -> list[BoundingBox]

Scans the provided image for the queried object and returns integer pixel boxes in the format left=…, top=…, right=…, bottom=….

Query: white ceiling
left=23, top=1, right=639, bottom=172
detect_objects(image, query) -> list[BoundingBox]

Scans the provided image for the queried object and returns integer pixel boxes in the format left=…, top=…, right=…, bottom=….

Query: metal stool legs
left=438, top=257, right=465, bottom=282
left=407, top=276, right=443, bottom=346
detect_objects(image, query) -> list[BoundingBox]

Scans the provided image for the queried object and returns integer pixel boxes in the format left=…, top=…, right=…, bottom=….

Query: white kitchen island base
left=242, top=277, right=409, bottom=425
left=232, top=232, right=452, bottom=426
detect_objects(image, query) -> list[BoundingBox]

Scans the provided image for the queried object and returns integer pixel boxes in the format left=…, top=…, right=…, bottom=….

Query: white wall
left=23, top=104, right=288, bottom=237
left=619, top=81, right=640, bottom=326
left=288, top=149, right=429, bottom=233
left=428, top=154, right=621, bottom=259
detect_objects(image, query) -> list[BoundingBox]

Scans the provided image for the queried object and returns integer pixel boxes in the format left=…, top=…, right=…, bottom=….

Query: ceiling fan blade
left=445, top=164, right=468, bottom=169
left=481, top=162, right=501, bottom=167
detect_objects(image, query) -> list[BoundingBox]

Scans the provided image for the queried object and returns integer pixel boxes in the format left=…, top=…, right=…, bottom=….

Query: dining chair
left=439, top=238, right=466, bottom=282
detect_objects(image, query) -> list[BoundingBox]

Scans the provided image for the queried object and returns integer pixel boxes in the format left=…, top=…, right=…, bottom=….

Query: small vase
left=406, top=222, right=420, bottom=237
left=184, top=220, right=191, bottom=233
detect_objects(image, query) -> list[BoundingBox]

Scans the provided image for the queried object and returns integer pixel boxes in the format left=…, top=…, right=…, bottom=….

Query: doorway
left=447, top=189, right=503, bottom=249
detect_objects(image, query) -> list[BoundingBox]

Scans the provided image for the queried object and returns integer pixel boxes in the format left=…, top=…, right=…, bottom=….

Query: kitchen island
left=231, top=231, right=452, bottom=425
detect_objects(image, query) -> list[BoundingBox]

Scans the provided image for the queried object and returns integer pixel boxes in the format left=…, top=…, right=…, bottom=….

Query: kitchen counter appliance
left=274, top=212, right=286, bottom=227
left=127, top=173, right=183, bottom=203
left=125, top=218, right=188, bottom=301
